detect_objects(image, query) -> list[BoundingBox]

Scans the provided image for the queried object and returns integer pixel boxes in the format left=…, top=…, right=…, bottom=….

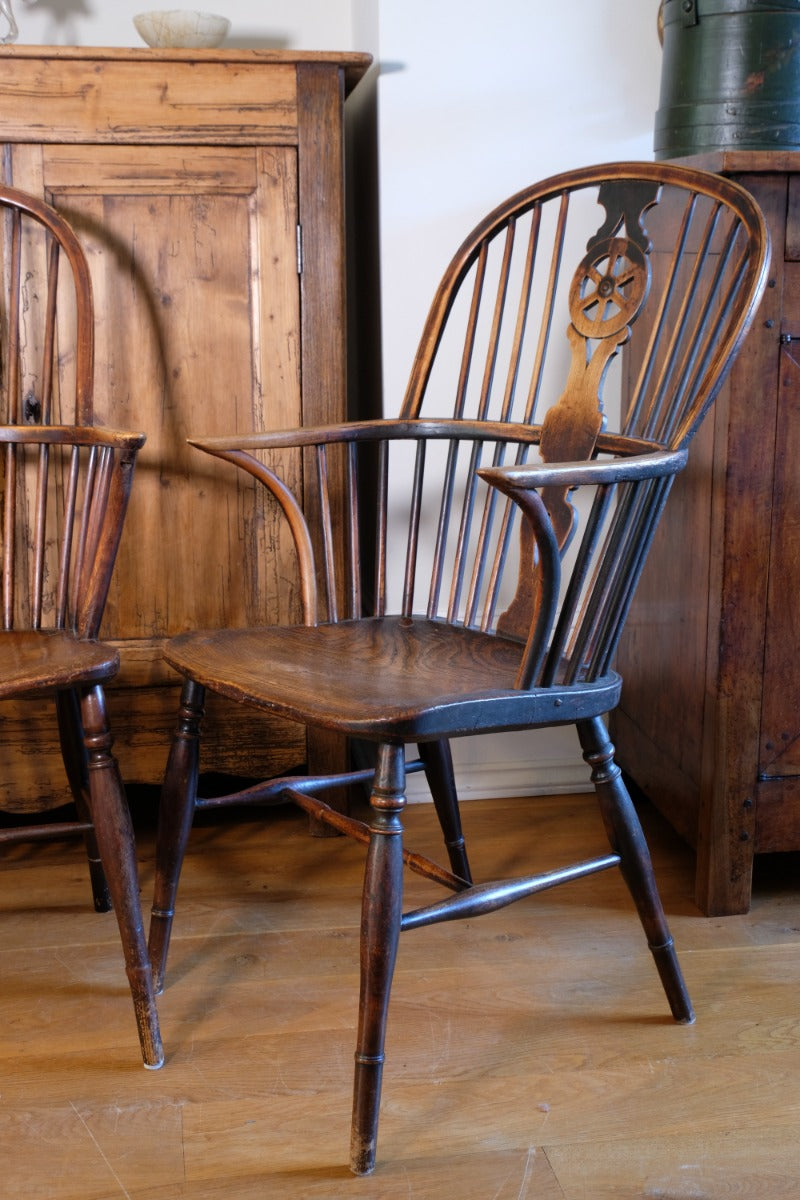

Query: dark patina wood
left=0, top=186, right=162, bottom=1068
left=149, top=163, right=769, bottom=1172
left=614, top=149, right=800, bottom=914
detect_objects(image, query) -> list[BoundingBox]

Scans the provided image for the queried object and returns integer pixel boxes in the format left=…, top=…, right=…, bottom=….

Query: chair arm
left=477, top=445, right=688, bottom=494
left=188, top=442, right=319, bottom=623
left=187, top=417, right=545, bottom=454
left=478, top=444, right=688, bottom=689
left=0, top=424, right=145, bottom=450
left=188, top=419, right=549, bottom=625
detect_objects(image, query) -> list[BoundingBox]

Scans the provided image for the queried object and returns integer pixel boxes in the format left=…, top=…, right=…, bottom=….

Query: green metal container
left=655, top=0, right=800, bottom=158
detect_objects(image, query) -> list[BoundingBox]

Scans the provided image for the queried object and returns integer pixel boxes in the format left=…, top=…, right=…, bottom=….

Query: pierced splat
left=498, top=181, right=659, bottom=641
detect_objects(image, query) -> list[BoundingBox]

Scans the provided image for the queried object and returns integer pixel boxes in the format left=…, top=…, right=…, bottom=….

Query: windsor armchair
left=0, top=186, right=162, bottom=1068
left=149, top=162, right=769, bottom=1170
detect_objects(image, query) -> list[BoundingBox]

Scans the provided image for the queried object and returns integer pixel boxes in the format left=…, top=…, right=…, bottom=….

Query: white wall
left=10, top=0, right=663, bottom=798
left=9, top=1, right=354, bottom=50
left=376, top=1, right=662, bottom=395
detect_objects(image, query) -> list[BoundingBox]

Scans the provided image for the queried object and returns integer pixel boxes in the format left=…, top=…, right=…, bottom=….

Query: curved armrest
left=188, top=419, right=549, bottom=625
left=189, top=443, right=318, bottom=622
left=478, top=443, right=688, bottom=689
left=187, top=417, right=545, bottom=455
left=0, top=424, right=146, bottom=451
left=478, top=445, right=688, bottom=494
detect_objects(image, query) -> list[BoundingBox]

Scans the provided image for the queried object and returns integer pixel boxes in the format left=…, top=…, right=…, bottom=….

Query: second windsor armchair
left=0, top=185, right=162, bottom=1068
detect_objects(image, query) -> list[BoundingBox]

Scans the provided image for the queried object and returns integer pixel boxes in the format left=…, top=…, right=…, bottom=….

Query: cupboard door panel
left=759, top=329, right=800, bottom=776
left=41, top=144, right=305, bottom=641
left=0, top=51, right=368, bottom=807
left=0, top=143, right=307, bottom=805
left=86, top=189, right=273, bottom=636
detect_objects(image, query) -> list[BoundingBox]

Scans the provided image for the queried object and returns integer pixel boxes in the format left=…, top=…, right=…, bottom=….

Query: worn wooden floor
left=1, top=790, right=799, bottom=1198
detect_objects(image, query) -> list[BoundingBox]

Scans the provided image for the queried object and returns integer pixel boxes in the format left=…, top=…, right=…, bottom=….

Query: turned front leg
left=56, top=687, right=112, bottom=912
left=81, top=684, right=164, bottom=1069
left=350, top=741, right=406, bottom=1175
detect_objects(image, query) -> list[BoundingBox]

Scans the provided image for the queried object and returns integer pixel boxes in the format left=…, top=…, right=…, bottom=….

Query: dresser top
left=0, top=46, right=373, bottom=96
left=667, top=149, right=800, bottom=175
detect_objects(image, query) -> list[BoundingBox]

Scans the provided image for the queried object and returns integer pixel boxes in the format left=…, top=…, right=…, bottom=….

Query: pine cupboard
left=0, top=46, right=370, bottom=809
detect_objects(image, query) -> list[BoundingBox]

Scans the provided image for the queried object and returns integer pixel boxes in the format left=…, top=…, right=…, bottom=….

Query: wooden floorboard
left=1, top=793, right=799, bottom=1197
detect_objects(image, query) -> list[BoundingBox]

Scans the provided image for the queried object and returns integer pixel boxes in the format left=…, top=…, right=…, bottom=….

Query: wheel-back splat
left=498, top=180, right=659, bottom=639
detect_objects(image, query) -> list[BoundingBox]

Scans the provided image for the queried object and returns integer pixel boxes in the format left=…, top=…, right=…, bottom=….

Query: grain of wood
left=2, top=794, right=799, bottom=1196
left=0, top=49, right=369, bottom=805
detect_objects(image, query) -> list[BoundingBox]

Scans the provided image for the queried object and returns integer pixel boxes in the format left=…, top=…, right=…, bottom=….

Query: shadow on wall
left=11, top=1, right=294, bottom=48
left=14, top=0, right=91, bottom=44
left=224, top=34, right=291, bottom=49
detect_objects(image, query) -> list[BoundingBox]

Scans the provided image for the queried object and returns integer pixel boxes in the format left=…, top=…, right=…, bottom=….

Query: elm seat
left=0, top=631, right=119, bottom=696
left=165, top=619, right=621, bottom=737
left=149, top=162, right=770, bottom=1172
left=0, top=186, right=162, bottom=1069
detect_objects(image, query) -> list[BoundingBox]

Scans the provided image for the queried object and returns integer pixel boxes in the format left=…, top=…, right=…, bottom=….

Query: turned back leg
left=578, top=715, right=694, bottom=1024
left=148, top=677, right=205, bottom=994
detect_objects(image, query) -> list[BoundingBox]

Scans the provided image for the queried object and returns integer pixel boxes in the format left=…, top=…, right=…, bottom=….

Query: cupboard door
left=759, top=317, right=800, bottom=778
left=0, top=143, right=307, bottom=808
left=759, top=181, right=800, bottom=783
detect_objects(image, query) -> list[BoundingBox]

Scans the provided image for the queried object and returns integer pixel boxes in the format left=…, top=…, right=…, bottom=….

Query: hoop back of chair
left=0, top=187, right=142, bottom=638
left=0, top=186, right=94, bottom=427
left=402, top=163, right=766, bottom=448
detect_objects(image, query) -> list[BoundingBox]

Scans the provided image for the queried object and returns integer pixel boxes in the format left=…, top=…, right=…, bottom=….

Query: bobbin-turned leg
left=148, top=677, right=205, bottom=994
left=577, top=715, right=694, bottom=1024
left=80, top=684, right=164, bottom=1068
left=56, top=687, right=112, bottom=913
left=350, top=741, right=406, bottom=1175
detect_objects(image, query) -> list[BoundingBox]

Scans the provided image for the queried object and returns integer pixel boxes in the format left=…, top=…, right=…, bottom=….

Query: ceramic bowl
left=133, top=10, right=230, bottom=48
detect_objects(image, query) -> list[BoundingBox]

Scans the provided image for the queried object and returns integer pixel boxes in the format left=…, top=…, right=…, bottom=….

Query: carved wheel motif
left=569, top=237, right=649, bottom=338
